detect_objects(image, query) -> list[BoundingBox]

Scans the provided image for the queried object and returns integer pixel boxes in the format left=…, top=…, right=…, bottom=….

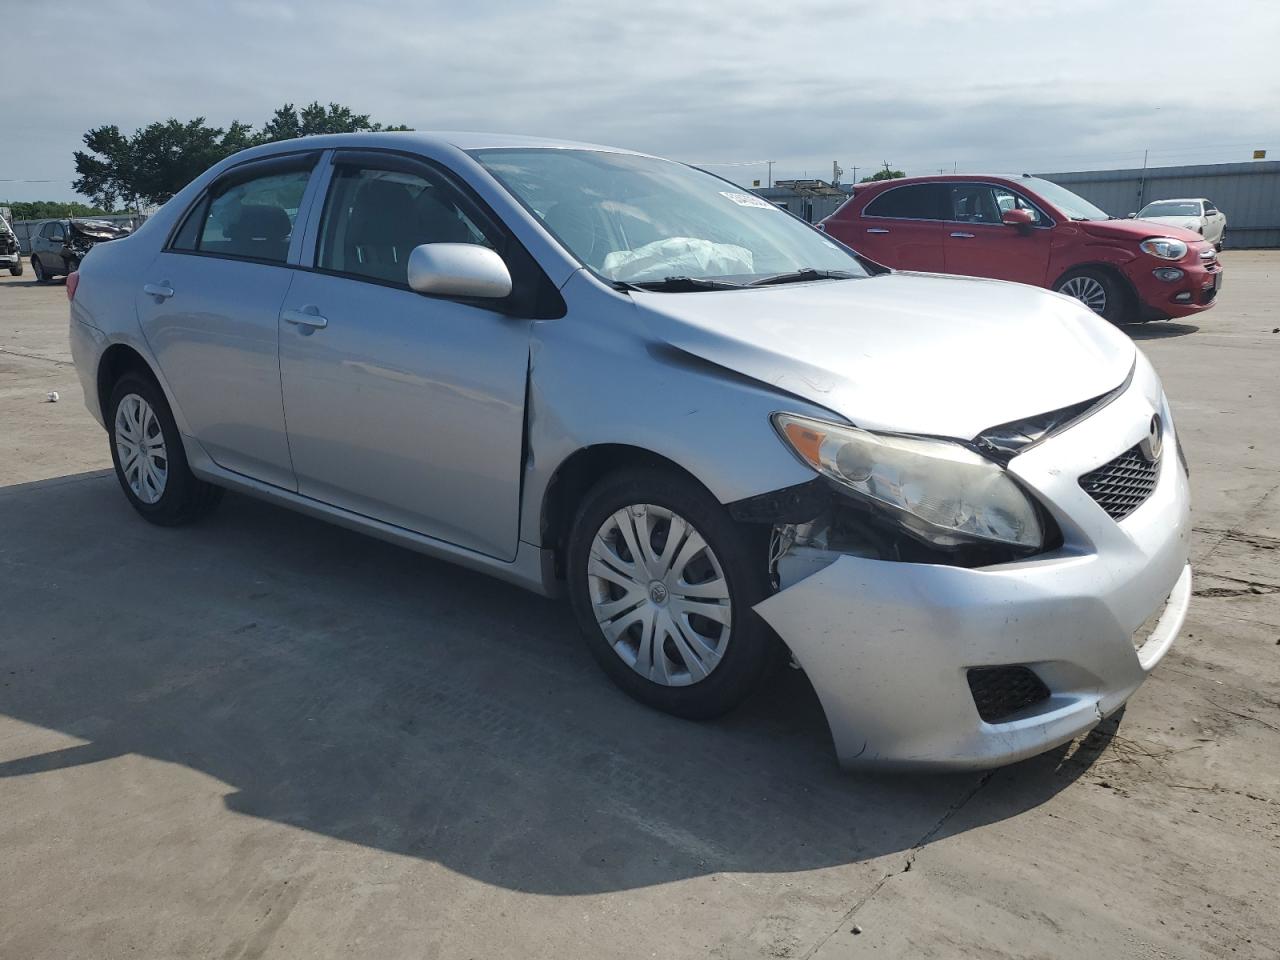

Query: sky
left=3, top=0, right=1279, bottom=204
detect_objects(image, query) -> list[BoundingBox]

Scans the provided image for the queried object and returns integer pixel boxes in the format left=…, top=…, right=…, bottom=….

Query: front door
left=134, top=156, right=320, bottom=489
left=943, top=183, right=1053, bottom=286
left=278, top=154, right=532, bottom=560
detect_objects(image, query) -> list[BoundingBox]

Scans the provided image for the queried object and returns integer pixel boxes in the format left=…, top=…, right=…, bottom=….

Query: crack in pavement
left=798, top=770, right=998, bottom=959
left=0, top=346, right=73, bottom=367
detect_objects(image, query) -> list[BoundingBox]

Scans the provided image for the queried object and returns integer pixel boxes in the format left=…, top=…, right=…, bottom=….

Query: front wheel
left=107, top=372, right=223, bottom=525
left=8, top=261, right=21, bottom=277
left=31, top=255, right=47, bottom=283
left=566, top=468, right=778, bottom=720
left=1054, top=267, right=1129, bottom=324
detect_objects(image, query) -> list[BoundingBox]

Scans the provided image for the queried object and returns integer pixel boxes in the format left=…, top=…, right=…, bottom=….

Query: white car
left=1135, top=198, right=1226, bottom=250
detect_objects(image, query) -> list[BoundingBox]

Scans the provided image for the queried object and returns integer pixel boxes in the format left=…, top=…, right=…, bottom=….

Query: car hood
left=634, top=272, right=1136, bottom=439
left=69, top=219, right=131, bottom=240
left=1079, top=218, right=1201, bottom=243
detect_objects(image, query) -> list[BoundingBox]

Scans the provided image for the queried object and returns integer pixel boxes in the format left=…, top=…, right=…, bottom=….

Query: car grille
left=1079, top=444, right=1159, bottom=522
left=967, top=666, right=1051, bottom=723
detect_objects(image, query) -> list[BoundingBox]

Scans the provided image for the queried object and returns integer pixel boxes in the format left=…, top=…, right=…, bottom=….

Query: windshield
left=472, top=148, right=866, bottom=285
left=1020, top=177, right=1111, bottom=221
left=1139, top=201, right=1201, bottom=218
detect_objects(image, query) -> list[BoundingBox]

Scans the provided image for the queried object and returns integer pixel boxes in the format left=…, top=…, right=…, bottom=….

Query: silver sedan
left=68, top=132, right=1192, bottom=769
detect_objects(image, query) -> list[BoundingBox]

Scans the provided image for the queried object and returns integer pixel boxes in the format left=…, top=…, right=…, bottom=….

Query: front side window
left=177, top=168, right=312, bottom=263
left=863, top=184, right=949, bottom=221
left=473, top=148, right=866, bottom=285
left=989, top=186, right=1048, bottom=225
left=45, top=222, right=65, bottom=240
left=316, top=164, right=492, bottom=286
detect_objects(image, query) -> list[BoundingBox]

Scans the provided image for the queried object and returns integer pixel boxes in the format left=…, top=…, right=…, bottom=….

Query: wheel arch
left=96, top=342, right=163, bottom=424
left=1052, top=261, right=1139, bottom=317
left=538, top=443, right=718, bottom=577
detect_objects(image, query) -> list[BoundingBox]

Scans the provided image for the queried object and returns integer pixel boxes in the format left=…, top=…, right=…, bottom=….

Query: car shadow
left=0, top=471, right=1111, bottom=895
left=1, top=277, right=65, bottom=287
left=1127, top=321, right=1199, bottom=340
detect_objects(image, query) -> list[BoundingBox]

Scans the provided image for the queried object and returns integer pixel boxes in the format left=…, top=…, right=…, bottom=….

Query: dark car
left=1, top=216, right=21, bottom=276
left=30, top=218, right=132, bottom=282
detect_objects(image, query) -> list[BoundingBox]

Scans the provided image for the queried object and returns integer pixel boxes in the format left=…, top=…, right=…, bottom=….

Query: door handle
left=866, top=227, right=890, bottom=234
left=282, top=307, right=328, bottom=329
left=142, top=282, right=174, bottom=300
left=950, top=232, right=975, bottom=239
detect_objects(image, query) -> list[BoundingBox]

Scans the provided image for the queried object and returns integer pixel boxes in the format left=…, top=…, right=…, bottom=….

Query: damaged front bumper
left=753, top=359, right=1192, bottom=770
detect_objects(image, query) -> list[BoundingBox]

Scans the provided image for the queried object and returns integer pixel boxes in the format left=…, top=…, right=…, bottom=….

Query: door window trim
left=164, top=150, right=323, bottom=268
left=297, top=147, right=565, bottom=319
left=862, top=180, right=1055, bottom=228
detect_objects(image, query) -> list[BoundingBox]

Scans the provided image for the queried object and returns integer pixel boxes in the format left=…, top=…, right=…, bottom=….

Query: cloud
left=2, top=0, right=1277, bottom=201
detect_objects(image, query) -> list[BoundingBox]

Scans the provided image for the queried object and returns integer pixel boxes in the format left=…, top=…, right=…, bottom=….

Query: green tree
left=72, top=103, right=411, bottom=209
left=258, top=101, right=410, bottom=141
left=860, top=163, right=906, bottom=183
left=8, top=200, right=119, bottom=220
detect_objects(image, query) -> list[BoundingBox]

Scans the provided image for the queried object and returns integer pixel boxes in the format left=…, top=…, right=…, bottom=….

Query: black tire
left=1214, top=239, right=1224, bottom=252
left=8, top=263, right=21, bottom=277
left=566, top=467, right=778, bottom=720
left=107, top=372, right=223, bottom=526
left=31, top=255, right=47, bottom=283
left=1054, top=267, right=1130, bottom=325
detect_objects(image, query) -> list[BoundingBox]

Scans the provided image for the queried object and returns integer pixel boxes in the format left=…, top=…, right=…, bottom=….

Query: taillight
left=66, top=271, right=79, bottom=301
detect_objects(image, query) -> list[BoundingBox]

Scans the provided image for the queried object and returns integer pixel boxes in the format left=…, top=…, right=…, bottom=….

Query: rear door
left=943, top=183, right=1053, bottom=286
left=278, top=151, right=535, bottom=560
left=134, top=152, right=322, bottom=489
left=853, top=183, right=949, bottom=271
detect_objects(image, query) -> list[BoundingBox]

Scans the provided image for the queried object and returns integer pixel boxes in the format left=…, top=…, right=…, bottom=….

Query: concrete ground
left=1, top=256, right=1277, bottom=960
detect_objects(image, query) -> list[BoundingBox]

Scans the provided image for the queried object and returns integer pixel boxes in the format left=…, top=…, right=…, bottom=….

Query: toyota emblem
left=1140, top=414, right=1164, bottom=461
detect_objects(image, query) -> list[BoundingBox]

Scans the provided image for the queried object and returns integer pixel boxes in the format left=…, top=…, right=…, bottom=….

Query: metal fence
left=1038, top=160, right=1280, bottom=248
left=751, top=187, right=849, bottom=224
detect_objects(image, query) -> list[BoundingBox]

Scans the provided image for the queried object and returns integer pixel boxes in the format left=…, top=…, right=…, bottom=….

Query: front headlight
left=772, top=413, right=1044, bottom=550
left=1140, top=237, right=1188, bottom=260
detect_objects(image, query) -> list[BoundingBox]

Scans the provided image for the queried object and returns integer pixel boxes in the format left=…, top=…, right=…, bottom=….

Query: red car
left=820, top=174, right=1222, bottom=324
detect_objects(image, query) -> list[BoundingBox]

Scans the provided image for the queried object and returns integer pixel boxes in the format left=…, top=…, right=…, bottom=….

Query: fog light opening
left=1152, top=267, right=1184, bottom=282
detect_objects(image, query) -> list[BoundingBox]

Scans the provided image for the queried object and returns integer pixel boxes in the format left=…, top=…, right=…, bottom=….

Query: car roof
left=853, top=173, right=1035, bottom=191
left=1141, top=198, right=1206, bottom=204
left=239, top=130, right=649, bottom=160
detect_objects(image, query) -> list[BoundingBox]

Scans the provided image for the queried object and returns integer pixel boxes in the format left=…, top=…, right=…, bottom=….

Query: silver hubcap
left=114, top=394, right=168, bottom=504
left=587, top=504, right=731, bottom=686
left=1060, top=275, right=1107, bottom=314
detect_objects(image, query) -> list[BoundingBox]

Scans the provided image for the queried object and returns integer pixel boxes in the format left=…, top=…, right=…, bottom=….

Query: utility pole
left=767, top=160, right=774, bottom=188
left=1137, top=148, right=1149, bottom=212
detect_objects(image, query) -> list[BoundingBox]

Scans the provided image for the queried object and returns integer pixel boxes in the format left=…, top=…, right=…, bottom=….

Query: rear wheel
left=31, top=255, right=47, bottom=283
left=1055, top=267, right=1129, bottom=324
left=566, top=468, right=777, bottom=720
left=107, top=372, right=223, bottom=525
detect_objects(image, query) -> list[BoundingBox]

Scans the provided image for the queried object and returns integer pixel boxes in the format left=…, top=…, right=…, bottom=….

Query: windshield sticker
left=720, top=191, right=777, bottom=210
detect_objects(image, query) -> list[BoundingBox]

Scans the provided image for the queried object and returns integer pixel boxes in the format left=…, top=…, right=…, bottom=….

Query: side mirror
left=1001, top=208, right=1034, bottom=228
left=407, top=243, right=512, bottom=299
left=1127, top=212, right=1137, bottom=218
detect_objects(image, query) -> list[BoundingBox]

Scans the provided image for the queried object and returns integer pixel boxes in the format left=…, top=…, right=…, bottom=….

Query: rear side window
left=316, top=164, right=495, bottom=286
left=172, top=165, right=313, bottom=264
left=863, top=184, right=948, bottom=220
